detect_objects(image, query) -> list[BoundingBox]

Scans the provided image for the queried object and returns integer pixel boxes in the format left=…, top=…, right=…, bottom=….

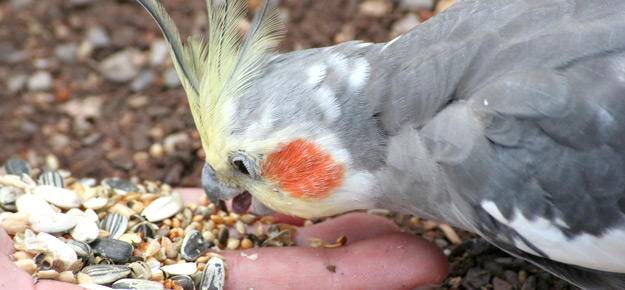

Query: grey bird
left=136, top=0, right=625, bottom=288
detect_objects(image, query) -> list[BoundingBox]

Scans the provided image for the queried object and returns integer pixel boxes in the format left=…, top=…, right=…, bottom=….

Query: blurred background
left=0, top=0, right=575, bottom=289
left=0, top=0, right=452, bottom=186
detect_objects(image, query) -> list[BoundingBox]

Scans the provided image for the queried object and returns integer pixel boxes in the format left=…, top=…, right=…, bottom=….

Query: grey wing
left=411, top=1, right=625, bottom=288
left=422, top=44, right=625, bottom=290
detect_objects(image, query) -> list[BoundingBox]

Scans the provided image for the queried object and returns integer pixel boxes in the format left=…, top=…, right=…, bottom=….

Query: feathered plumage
left=137, top=0, right=625, bottom=288
left=136, top=0, right=283, bottom=163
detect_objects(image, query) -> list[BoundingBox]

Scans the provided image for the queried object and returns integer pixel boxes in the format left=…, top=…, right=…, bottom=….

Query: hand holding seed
left=0, top=188, right=448, bottom=290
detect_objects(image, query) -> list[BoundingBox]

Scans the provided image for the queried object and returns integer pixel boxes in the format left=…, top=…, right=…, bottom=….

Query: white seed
left=108, top=203, right=135, bottom=218
left=82, top=197, right=108, bottom=210
left=16, top=194, right=54, bottom=215
left=0, top=212, right=13, bottom=224
left=119, top=233, right=143, bottom=247
left=160, top=262, right=197, bottom=275
left=70, top=217, right=99, bottom=243
left=235, top=220, right=247, bottom=235
left=14, top=259, right=37, bottom=275
left=1, top=212, right=31, bottom=235
left=141, top=192, right=183, bottom=222
left=29, top=212, right=77, bottom=233
left=438, top=223, right=462, bottom=244
left=36, top=232, right=78, bottom=270
left=38, top=269, right=60, bottom=279
left=0, top=174, right=28, bottom=189
left=13, top=251, right=34, bottom=260
left=75, top=272, right=94, bottom=284
left=57, top=270, right=77, bottom=283
left=226, top=238, right=240, bottom=250
left=144, top=240, right=161, bottom=257
left=33, top=185, right=83, bottom=209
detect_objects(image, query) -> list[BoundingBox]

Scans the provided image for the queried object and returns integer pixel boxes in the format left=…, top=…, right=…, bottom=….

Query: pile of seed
left=0, top=157, right=304, bottom=290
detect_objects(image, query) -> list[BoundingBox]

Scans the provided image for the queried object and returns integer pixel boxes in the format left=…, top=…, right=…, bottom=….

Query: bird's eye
left=232, top=156, right=251, bottom=176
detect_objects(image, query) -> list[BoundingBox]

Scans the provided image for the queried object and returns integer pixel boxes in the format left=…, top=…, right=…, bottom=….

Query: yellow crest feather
left=137, top=0, right=284, bottom=168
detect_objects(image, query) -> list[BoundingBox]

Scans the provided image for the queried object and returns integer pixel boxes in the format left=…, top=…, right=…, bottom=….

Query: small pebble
left=150, top=39, right=169, bottom=66
left=98, top=49, right=141, bottom=83
left=163, top=68, right=181, bottom=88
left=86, top=26, right=111, bottom=48
left=27, top=70, right=52, bottom=92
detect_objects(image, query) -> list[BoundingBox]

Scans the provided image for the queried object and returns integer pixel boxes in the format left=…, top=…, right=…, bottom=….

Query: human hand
left=0, top=188, right=448, bottom=290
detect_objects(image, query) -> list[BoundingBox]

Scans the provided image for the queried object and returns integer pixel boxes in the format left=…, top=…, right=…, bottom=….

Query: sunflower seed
left=100, top=213, right=128, bottom=239
left=3, top=157, right=31, bottom=177
left=0, top=186, right=23, bottom=211
left=199, top=257, right=225, bottom=290
left=130, top=221, right=158, bottom=239
left=38, top=171, right=65, bottom=188
left=111, top=278, right=165, bottom=289
left=181, top=230, right=210, bottom=261
left=170, top=275, right=195, bottom=290
left=74, top=177, right=98, bottom=188
left=91, top=238, right=133, bottom=263
left=102, top=177, right=140, bottom=195
left=81, top=264, right=131, bottom=284
left=66, top=239, right=92, bottom=258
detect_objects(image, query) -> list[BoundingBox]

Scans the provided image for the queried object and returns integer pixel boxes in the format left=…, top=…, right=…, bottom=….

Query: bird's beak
left=202, top=162, right=242, bottom=212
left=201, top=162, right=275, bottom=216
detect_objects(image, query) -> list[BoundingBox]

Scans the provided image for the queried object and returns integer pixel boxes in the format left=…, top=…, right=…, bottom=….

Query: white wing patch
left=481, top=200, right=508, bottom=224
left=481, top=201, right=625, bottom=273
left=312, top=85, right=341, bottom=123
left=307, top=63, right=327, bottom=87
left=348, top=58, right=370, bottom=93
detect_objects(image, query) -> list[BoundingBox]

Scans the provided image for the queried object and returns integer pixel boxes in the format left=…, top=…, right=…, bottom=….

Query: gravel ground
left=1, top=0, right=577, bottom=289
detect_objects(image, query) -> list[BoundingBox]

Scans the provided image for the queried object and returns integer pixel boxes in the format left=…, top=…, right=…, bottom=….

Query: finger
left=0, top=226, right=16, bottom=256
left=293, top=212, right=400, bottom=245
left=0, top=250, right=35, bottom=290
left=176, top=187, right=204, bottom=204
left=1, top=227, right=87, bottom=290
left=35, top=281, right=86, bottom=290
left=220, top=232, right=448, bottom=290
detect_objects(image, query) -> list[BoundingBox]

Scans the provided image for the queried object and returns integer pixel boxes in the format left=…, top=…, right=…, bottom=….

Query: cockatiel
left=136, top=0, right=625, bottom=288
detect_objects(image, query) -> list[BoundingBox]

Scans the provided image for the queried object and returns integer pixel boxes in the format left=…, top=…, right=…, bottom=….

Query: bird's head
left=138, top=0, right=379, bottom=218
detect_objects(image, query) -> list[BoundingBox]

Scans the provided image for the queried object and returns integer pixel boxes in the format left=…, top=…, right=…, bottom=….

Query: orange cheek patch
left=262, top=139, right=345, bottom=199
